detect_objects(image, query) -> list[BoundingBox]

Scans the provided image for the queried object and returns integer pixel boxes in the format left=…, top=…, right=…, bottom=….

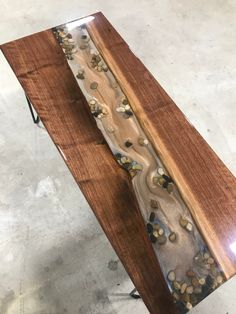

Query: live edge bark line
left=1, top=30, right=176, bottom=314
left=86, top=12, right=236, bottom=279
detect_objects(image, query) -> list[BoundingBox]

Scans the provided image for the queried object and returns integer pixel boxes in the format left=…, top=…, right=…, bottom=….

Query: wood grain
left=86, top=12, right=236, bottom=279
left=1, top=30, right=176, bottom=314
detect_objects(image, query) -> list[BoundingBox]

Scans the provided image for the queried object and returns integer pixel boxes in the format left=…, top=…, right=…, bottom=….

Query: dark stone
left=115, top=153, right=122, bottom=160
left=125, top=110, right=133, bottom=116
left=149, top=234, right=157, bottom=243
left=125, top=140, right=133, bottom=148
left=149, top=212, right=155, bottom=222
left=146, top=223, right=153, bottom=234
left=162, top=181, right=169, bottom=189
left=162, top=174, right=173, bottom=182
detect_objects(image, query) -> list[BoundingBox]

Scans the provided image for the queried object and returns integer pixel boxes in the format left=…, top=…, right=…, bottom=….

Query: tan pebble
left=102, top=108, right=108, bottom=115
left=180, top=282, right=187, bottom=294
left=172, top=292, right=180, bottom=300
left=157, top=167, right=165, bottom=175
left=199, top=278, right=206, bottom=285
left=179, top=216, right=188, bottom=228
left=97, top=66, right=102, bottom=72
left=186, top=222, right=193, bottom=232
left=116, top=107, right=126, bottom=113
left=153, top=230, right=159, bottom=238
left=102, top=65, right=108, bottom=72
left=106, top=126, right=114, bottom=133
left=182, top=293, right=190, bottom=303
left=158, top=228, right=164, bottom=236
left=138, top=137, right=147, bottom=146
left=186, top=285, right=194, bottom=294
left=89, top=99, right=96, bottom=105
left=204, top=252, right=210, bottom=259
left=90, top=82, right=98, bottom=90
left=193, top=287, right=202, bottom=294
left=152, top=176, right=159, bottom=185
left=158, top=176, right=165, bottom=186
left=216, top=275, right=223, bottom=284
left=173, top=281, right=181, bottom=291
left=120, top=157, right=127, bottom=163
left=169, top=232, right=177, bottom=242
left=150, top=199, right=158, bottom=209
left=191, top=278, right=199, bottom=287
left=132, top=164, right=143, bottom=171
left=186, top=302, right=193, bottom=310
left=205, top=264, right=211, bottom=270
left=167, top=183, right=174, bottom=193
left=186, top=270, right=195, bottom=278
left=167, top=270, right=176, bottom=282
left=124, top=104, right=131, bottom=110
left=207, top=257, right=214, bottom=264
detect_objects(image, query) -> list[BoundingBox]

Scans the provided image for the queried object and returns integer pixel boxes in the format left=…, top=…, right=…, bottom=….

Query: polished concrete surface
left=0, top=1, right=235, bottom=313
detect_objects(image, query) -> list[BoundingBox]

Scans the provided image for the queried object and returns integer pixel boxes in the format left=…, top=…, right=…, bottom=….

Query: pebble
left=146, top=223, right=153, bottom=234
left=179, top=216, right=188, bottom=228
left=149, top=212, right=155, bottom=222
left=186, top=302, right=193, bottom=310
left=192, top=278, right=200, bottom=287
left=122, top=98, right=129, bottom=105
left=90, top=82, right=98, bottom=90
left=169, top=232, right=177, bottom=242
left=124, top=110, right=133, bottom=117
left=132, top=164, right=143, bottom=171
left=186, top=222, right=193, bottom=232
left=157, top=167, right=165, bottom=175
left=167, top=184, right=173, bottom=193
left=167, top=270, right=176, bottom=282
left=158, top=228, right=164, bottom=236
left=180, top=282, right=187, bottom=294
left=76, top=70, right=85, bottom=79
left=138, top=137, right=148, bottom=146
left=199, top=278, right=206, bottom=285
left=150, top=199, right=158, bottom=209
left=172, top=292, right=180, bottom=301
left=186, top=286, right=194, bottom=294
left=116, top=106, right=126, bottom=113
left=125, top=104, right=131, bottom=110
left=173, top=281, right=181, bottom=291
left=216, top=275, right=223, bottom=284
left=207, top=257, right=214, bottom=264
left=125, top=140, right=133, bottom=148
left=204, top=252, right=210, bottom=259
left=102, top=65, right=108, bottom=72
left=107, top=126, right=114, bottom=133
left=193, top=287, right=202, bottom=294
left=152, top=176, right=159, bottom=185
left=153, top=230, right=159, bottom=238
left=158, top=176, right=165, bottom=186
left=186, top=270, right=195, bottom=278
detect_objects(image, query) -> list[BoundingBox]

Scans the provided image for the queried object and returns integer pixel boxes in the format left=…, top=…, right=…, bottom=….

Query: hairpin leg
left=129, top=288, right=141, bottom=299
left=26, top=95, right=40, bottom=124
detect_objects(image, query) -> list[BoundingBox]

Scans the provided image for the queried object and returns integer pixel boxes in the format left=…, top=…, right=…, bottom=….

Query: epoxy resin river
left=53, top=19, right=224, bottom=313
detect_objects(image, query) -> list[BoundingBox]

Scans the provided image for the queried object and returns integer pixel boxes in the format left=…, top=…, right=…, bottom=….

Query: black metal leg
left=129, top=288, right=141, bottom=299
left=26, top=95, right=40, bottom=124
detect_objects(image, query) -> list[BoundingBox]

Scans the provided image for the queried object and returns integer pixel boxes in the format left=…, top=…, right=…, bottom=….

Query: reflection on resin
left=53, top=20, right=225, bottom=313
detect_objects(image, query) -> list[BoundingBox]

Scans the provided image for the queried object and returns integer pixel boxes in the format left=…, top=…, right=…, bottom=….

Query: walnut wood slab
left=1, top=11, right=236, bottom=314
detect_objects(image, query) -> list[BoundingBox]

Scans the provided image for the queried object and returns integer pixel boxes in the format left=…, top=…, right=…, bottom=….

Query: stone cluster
left=115, top=153, right=142, bottom=177
left=88, top=99, right=108, bottom=119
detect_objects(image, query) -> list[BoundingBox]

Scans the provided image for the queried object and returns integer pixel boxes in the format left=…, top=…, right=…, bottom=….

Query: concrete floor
left=0, top=1, right=236, bottom=313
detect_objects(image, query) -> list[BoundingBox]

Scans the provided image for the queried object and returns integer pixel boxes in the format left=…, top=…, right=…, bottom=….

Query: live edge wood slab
left=1, top=12, right=236, bottom=314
